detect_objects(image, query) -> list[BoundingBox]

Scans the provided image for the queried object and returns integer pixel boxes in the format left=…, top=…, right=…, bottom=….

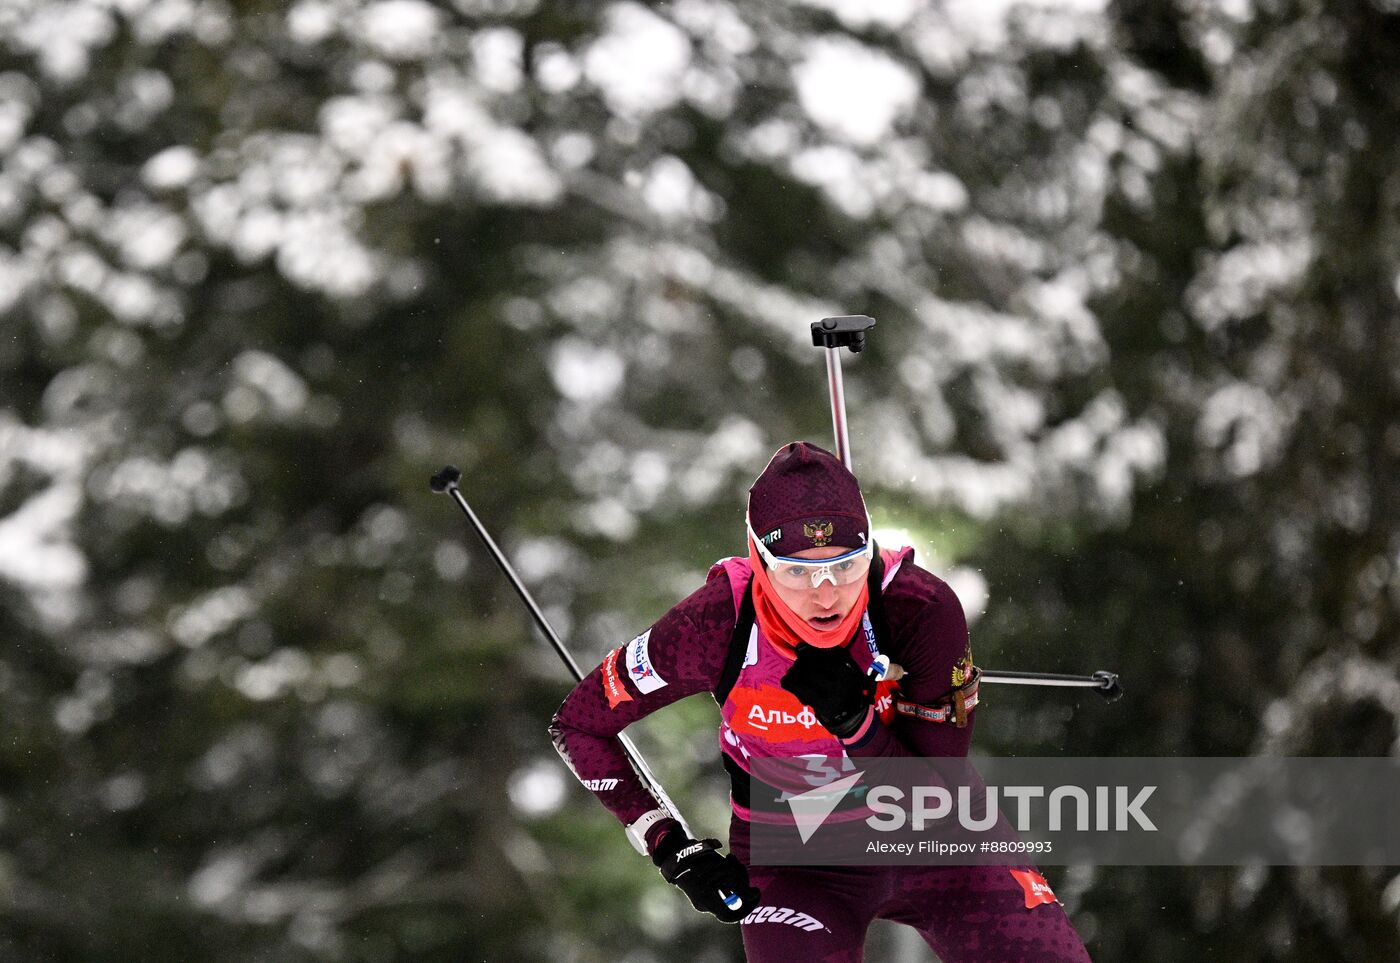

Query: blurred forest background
left=2, top=0, right=1399, bottom=960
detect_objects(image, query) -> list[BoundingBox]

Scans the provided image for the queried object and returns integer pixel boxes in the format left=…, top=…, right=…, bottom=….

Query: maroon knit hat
left=746, top=442, right=869, bottom=557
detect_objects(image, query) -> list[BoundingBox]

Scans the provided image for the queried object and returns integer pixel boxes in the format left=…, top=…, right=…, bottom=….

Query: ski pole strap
left=894, top=669, right=980, bottom=729
left=626, top=808, right=672, bottom=855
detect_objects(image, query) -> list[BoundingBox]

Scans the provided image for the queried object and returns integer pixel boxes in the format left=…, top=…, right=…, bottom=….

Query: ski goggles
left=747, top=517, right=874, bottom=590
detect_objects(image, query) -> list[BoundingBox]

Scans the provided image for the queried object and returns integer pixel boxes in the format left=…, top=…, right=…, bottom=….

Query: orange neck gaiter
left=748, top=539, right=869, bottom=659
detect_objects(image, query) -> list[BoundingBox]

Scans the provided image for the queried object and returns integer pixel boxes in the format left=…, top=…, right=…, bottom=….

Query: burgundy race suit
left=550, top=548, right=1092, bottom=962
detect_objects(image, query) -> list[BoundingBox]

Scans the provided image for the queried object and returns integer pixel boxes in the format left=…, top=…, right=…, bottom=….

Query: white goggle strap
left=746, top=517, right=774, bottom=568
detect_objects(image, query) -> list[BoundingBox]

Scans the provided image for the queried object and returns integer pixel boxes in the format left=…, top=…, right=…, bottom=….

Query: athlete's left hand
left=653, top=833, right=761, bottom=923
left=781, top=643, right=875, bottom=738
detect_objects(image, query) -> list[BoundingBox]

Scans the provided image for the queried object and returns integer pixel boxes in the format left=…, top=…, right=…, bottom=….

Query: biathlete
left=551, top=442, right=1092, bottom=961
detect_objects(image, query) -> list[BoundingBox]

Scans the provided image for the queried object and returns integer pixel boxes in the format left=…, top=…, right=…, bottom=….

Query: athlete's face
left=767, top=545, right=867, bottom=629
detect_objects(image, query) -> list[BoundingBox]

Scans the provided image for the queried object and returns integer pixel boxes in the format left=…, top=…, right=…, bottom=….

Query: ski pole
left=810, top=316, right=1125, bottom=704
left=810, top=315, right=874, bottom=471
left=429, top=465, right=742, bottom=910
left=980, top=669, right=1123, bottom=702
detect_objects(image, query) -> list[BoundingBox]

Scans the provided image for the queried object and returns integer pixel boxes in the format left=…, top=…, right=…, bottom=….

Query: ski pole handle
left=869, top=654, right=890, bottom=681
left=868, top=654, right=906, bottom=682
left=811, top=315, right=876, bottom=472
left=979, top=668, right=1124, bottom=703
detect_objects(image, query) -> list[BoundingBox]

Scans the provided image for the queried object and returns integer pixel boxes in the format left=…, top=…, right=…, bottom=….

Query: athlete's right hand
left=652, top=833, right=760, bottom=923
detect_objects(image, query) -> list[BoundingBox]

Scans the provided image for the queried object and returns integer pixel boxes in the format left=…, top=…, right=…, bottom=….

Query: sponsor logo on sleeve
left=1009, top=868, right=1058, bottom=909
left=601, top=648, right=632, bottom=709
left=624, top=629, right=667, bottom=694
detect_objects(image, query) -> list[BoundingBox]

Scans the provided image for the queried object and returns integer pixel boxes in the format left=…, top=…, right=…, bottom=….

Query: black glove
left=780, top=642, right=876, bottom=738
left=652, top=832, right=760, bottom=923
